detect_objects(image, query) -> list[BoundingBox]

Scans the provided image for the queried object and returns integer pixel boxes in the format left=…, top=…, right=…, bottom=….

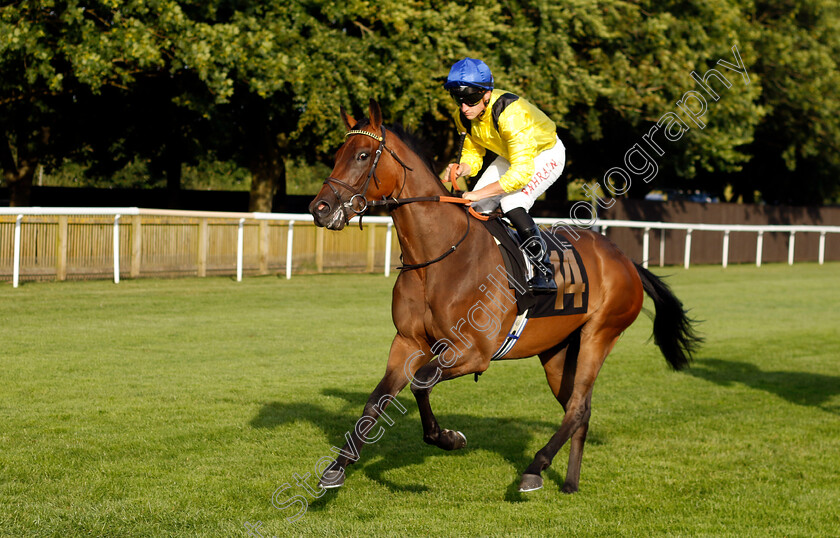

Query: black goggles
left=449, top=87, right=486, bottom=106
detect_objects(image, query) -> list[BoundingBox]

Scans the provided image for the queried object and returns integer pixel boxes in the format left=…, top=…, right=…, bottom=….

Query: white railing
left=1, top=207, right=396, bottom=287
left=2, top=207, right=838, bottom=288
left=590, top=219, right=840, bottom=269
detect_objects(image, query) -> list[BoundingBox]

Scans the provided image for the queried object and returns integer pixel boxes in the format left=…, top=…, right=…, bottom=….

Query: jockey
left=443, top=57, right=565, bottom=294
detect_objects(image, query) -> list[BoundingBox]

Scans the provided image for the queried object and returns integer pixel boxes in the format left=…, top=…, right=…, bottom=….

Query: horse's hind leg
left=519, top=325, right=619, bottom=493
left=536, top=332, right=593, bottom=493
left=561, top=392, right=591, bottom=493
left=546, top=331, right=592, bottom=493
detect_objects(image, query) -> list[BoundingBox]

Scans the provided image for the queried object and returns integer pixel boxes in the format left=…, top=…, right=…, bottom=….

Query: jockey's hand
left=444, top=163, right=471, bottom=182
left=462, top=181, right=505, bottom=202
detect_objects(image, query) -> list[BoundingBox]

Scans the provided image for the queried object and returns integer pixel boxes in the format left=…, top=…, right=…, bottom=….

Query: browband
left=345, top=129, right=384, bottom=142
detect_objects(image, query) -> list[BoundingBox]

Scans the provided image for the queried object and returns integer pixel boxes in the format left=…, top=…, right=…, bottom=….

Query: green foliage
left=40, top=157, right=164, bottom=189
left=284, top=155, right=331, bottom=196
left=2, top=1, right=839, bottom=206
left=40, top=153, right=321, bottom=193
left=737, top=0, right=840, bottom=204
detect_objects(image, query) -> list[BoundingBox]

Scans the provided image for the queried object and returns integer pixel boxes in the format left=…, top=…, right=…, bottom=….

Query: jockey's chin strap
left=322, top=127, right=413, bottom=230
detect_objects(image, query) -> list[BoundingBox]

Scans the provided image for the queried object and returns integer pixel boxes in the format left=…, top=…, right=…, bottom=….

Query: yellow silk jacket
left=453, top=89, right=557, bottom=193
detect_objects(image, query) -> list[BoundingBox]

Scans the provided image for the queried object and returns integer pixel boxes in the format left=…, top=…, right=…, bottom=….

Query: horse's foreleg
left=318, top=337, right=427, bottom=489
left=410, top=354, right=488, bottom=451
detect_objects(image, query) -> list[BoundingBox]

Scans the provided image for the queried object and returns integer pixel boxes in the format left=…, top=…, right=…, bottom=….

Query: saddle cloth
left=481, top=217, right=589, bottom=319
left=473, top=218, right=590, bottom=376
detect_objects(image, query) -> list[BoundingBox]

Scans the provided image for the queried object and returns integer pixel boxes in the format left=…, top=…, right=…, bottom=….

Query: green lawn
left=1, top=264, right=839, bottom=537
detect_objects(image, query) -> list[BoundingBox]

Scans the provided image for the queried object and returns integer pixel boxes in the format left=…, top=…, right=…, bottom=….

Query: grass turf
left=1, top=263, right=839, bottom=537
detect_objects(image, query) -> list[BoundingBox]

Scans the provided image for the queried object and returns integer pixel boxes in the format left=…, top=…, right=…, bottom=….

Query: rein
left=321, top=126, right=490, bottom=271
left=368, top=195, right=489, bottom=221
left=398, top=206, right=471, bottom=271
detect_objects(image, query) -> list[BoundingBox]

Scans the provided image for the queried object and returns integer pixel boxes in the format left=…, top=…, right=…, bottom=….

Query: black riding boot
left=505, top=207, right=557, bottom=294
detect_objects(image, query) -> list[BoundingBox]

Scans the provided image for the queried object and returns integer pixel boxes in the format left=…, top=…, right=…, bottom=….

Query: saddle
left=471, top=217, right=589, bottom=379
left=481, top=217, right=589, bottom=319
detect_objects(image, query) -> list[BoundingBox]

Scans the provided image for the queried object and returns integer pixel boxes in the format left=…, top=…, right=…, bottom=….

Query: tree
left=4, top=1, right=839, bottom=209
left=1, top=1, right=248, bottom=206
left=733, top=0, right=840, bottom=204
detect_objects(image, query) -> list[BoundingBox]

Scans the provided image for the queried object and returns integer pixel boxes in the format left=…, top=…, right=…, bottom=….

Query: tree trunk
left=165, top=158, right=182, bottom=209
left=248, top=153, right=284, bottom=212
left=8, top=173, right=35, bottom=206
left=248, top=129, right=284, bottom=213
left=1, top=135, right=39, bottom=207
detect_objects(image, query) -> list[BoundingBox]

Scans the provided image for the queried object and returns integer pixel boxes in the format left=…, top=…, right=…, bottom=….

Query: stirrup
left=519, top=228, right=556, bottom=294
left=528, top=273, right=557, bottom=294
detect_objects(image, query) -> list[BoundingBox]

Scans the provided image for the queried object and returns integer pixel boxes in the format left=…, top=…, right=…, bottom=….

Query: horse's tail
left=634, top=263, right=703, bottom=370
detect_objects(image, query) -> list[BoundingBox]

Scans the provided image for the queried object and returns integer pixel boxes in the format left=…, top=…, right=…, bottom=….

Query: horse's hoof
left=561, top=483, right=579, bottom=494
left=441, top=429, right=467, bottom=450
left=319, top=469, right=345, bottom=489
left=518, top=473, right=543, bottom=492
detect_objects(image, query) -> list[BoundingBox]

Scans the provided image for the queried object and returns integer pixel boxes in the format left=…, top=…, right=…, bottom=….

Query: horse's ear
left=368, top=98, right=382, bottom=131
left=340, top=106, right=356, bottom=130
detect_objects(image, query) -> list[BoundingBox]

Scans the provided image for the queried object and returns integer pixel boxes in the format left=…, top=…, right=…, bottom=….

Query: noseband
left=322, top=127, right=413, bottom=229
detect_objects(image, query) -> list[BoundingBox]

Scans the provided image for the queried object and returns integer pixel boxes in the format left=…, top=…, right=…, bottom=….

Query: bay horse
left=308, top=99, right=701, bottom=494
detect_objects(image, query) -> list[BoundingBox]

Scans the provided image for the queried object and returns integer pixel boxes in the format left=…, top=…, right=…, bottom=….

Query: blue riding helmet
left=443, top=58, right=494, bottom=91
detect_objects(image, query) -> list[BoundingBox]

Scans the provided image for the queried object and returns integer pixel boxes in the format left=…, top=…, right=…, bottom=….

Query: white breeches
left=470, top=136, right=565, bottom=214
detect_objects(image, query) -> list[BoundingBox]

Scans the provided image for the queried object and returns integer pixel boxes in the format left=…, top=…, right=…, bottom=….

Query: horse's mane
left=352, top=119, right=437, bottom=177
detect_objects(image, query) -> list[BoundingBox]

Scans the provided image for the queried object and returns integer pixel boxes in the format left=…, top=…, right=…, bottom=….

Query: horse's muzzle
left=309, top=198, right=347, bottom=230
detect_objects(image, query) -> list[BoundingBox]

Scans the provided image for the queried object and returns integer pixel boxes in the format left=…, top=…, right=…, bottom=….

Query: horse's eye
left=357, top=152, right=369, bottom=161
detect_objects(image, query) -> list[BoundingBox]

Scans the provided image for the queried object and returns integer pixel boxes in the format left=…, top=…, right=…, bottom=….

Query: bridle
left=320, top=124, right=490, bottom=271
left=322, top=126, right=413, bottom=229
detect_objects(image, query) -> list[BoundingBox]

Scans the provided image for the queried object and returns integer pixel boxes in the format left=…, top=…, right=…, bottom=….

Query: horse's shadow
left=250, top=387, right=600, bottom=504
left=685, top=358, right=840, bottom=414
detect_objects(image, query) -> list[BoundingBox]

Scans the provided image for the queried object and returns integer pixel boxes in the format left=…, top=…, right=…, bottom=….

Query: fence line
left=2, top=208, right=839, bottom=288
left=593, top=219, right=840, bottom=269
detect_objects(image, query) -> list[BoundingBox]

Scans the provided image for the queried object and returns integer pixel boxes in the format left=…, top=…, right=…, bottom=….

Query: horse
left=308, top=99, right=701, bottom=494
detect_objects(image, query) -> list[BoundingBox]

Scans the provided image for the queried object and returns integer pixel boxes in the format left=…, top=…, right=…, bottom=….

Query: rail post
left=722, top=230, right=730, bottom=268
left=12, top=214, right=22, bottom=288
left=756, top=230, right=764, bottom=267
left=684, top=229, right=693, bottom=269
left=113, top=214, right=121, bottom=283
left=819, top=231, right=826, bottom=265
left=788, top=231, right=796, bottom=266
left=236, top=218, right=245, bottom=282
left=384, top=222, right=393, bottom=277
left=285, top=220, right=295, bottom=280
left=659, top=229, right=665, bottom=267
